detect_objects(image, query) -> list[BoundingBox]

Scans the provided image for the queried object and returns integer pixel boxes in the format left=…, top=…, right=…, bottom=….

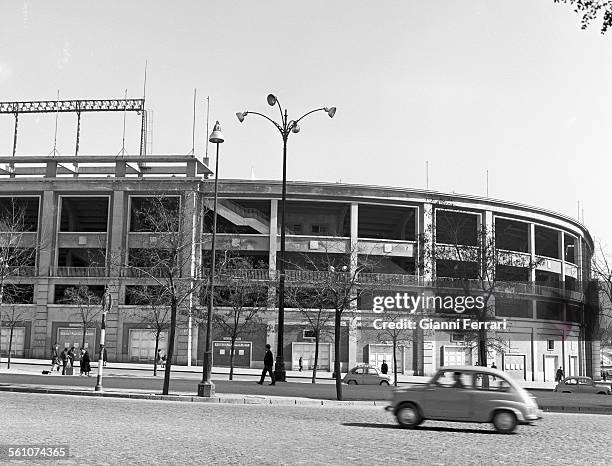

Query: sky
left=0, top=1, right=610, bottom=248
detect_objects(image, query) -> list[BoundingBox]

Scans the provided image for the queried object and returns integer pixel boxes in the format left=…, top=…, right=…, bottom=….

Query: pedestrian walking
left=555, top=367, right=564, bottom=382
left=491, top=363, right=497, bottom=369
left=60, top=348, right=69, bottom=375
left=298, top=356, right=303, bottom=372
left=81, top=350, right=92, bottom=376
left=102, top=347, right=108, bottom=366
left=160, top=354, right=166, bottom=369
left=381, top=360, right=388, bottom=375
left=80, top=348, right=86, bottom=375
left=257, top=344, right=276, bottom=385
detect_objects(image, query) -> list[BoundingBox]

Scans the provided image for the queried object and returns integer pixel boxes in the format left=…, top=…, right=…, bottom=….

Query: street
left=0, top=392, right=610, bottom=465
left=2, top=371, right=612, bottom=410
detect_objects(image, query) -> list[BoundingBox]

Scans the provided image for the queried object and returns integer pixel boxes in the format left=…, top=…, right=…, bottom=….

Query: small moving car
left=553, top=376, right=611, bottom=395
left=385, top=366, right=542, bottom=433
left=343, top=364, right=390, bottom=385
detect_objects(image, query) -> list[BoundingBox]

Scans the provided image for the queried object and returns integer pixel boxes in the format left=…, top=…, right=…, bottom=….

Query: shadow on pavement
left=342, top=422, right=501, bottom=434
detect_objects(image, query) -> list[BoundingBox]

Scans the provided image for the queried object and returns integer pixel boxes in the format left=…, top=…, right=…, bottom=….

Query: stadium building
left=0, top=99, right=598, bottom=382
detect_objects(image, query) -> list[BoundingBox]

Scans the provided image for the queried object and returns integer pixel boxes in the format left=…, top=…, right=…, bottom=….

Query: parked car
left=343, top=365, right=390, bottom=385
left=553, top=376, right=611, bottom=395
left=385, top=366, right=542, bottom=434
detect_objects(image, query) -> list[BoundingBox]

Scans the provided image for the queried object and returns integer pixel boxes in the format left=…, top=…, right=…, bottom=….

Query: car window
left=564, top=378, right=578, bottom=385
left=578, top=378, right=592, bottom=385
left=433, top=371, right=470, bottom=389
left=368, top=368, right=379, bottom=376
left=352, top=367, right=364, bottom=374
left=472, top=373, right=511, bottom=392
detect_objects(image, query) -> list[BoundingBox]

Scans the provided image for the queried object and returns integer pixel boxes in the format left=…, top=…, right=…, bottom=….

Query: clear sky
left=1, top=1, right=610, bottom=247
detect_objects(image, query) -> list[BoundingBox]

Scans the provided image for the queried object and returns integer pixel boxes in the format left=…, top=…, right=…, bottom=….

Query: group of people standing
left=50, top=344, right=106, bottom=376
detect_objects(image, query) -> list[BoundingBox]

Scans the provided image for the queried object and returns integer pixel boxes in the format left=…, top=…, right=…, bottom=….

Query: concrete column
left=420, top=203, right=433, bottom=282
left=33, top=190, right=57, bottom=357
left=108, top=190, right=126, bottom=276
left=529, top=223, right=536, bottom=282
left=348, top=203, right=359, bottom=368
left=559, top=232, right=565, bottom=290
left=268, top=200, right=278, bottom=308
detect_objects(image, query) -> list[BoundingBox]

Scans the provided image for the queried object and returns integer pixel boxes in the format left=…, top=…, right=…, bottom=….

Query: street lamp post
left=237, top=95, right=335, bottom=382
left=198, top=121, right=224, bottom=397
left=95, top=287, right=112, bottom=391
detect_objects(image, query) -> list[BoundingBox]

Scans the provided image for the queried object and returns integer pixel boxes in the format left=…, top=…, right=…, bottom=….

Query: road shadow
left=343, top=422, right=502, bottom=435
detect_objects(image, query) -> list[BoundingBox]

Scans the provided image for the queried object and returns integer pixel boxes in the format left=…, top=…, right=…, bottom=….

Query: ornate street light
left=198, top=121, right=224, bottom=397
left=236, top=95, right=335, bottom=381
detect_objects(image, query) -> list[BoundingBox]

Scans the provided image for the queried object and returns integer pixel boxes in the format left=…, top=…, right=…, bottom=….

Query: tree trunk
left=7, top=325, right=14, bottom=369
left=312, top=333, right=319, bottom=384
left=153, top=331, right=160, bottom=377
left=334, top=309, right=342, bottom=401
left=229, top=339, right=235, bottom=381
left=81, top=325, right=87, bottom=354
left=392, top=338, right=398, bottom=387
left=162, top=299, right=178, bottom=395
left=478, top=327, right=487, bottom=366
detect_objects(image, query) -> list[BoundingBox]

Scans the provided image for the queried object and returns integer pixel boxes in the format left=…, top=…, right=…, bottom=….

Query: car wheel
left=492, top=410, right=517, bottom=434
left=596, top=391, right=607, bottom=395
left=396, top=403, right=422, bottom=428
left=380, top=380, right=389, bottom=386
left=347, top=380, right=357, bottom=385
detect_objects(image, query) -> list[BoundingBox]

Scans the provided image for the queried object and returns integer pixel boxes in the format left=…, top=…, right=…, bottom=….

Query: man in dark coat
left=60, top=348, right=69, bottom=375
left=81, top=350, right=91, bottom=376
left=257, top=344, right=276, bottom=385
left=555, top=367, right=564, bottom=382
left=381, top=360, right=388, bottom=375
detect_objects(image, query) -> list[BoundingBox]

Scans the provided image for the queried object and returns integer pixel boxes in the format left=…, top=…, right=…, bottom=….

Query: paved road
left=2, top=372, right=612, bottom=410
left=0, top=392, right=609, bottom=465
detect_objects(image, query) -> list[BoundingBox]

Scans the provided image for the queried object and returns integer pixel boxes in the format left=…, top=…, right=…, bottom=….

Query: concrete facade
left=0, top=156, right=596, bottom=381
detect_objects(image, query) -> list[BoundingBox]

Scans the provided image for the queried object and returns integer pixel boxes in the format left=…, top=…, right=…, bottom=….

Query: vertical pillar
left=268, top=199, right=278, bottom=307
left=348, top=203, right=359, bottom=369
left=559, top=232, right=565, bottom=293
left=106, top=190, right=126, bottom=362
left=33, top=190, right=57, bottom=357
left=529, top=223, right=536, bottom=283
left=421, top=203, right=433, bottom=281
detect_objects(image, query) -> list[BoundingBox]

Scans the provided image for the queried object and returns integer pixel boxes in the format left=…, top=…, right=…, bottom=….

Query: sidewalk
left=0, top=381, right=383, bottom=408
left=3, top=358, right=560, bottom=390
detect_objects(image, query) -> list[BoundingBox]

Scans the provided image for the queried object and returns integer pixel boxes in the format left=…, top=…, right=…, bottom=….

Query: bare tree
left=63, top=285, right=102, bottom=351
left=120, top=194, right=205, bottom=395
left=364, top=308, right=413, bottom=386
left=126, top=285, right=172, bottom=376
left=286, top=285, right=334, bottom=383
left=205, top=256, right=269, bottom=380
left=423, top=206, right=543, bottom=367
left=285, top=248, right=377, bottom=401
left=0, top=293, right=35, bottom=368
left=0, top=199, right=38, bottom=366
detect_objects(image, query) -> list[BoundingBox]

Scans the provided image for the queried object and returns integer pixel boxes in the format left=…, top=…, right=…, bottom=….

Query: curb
left=0, top=385, right=385, bottom=408
left=1, top=385, right=611, bottom=414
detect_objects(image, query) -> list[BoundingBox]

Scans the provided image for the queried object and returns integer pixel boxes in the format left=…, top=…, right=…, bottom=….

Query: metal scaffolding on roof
left=1, top=98, right=147, bottom=162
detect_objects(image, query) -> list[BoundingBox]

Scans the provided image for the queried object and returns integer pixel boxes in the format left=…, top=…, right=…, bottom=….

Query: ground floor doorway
left=292, top=342, right=332, bottom=371
left=128, top=329, right=168, bottom=362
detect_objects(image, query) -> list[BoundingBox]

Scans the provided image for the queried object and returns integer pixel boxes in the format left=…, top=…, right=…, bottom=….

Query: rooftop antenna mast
left=190, top=88, right=197, bottom=155
left=140, top=60, right=147, bottom=156
left=118, top=89, right=128, bottom=156
left=205, top=96, right=210, bottom=162
left=50, top=90, right=60, bottom=156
